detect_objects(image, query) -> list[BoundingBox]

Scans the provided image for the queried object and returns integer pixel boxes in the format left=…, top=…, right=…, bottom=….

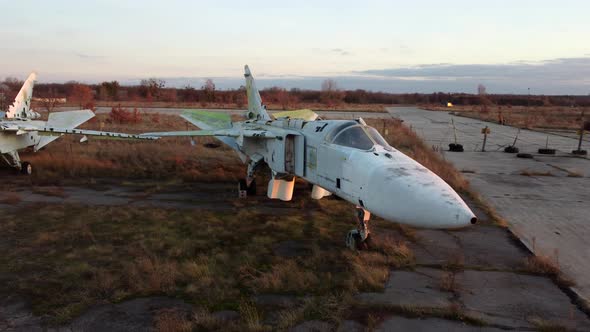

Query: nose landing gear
left=346, top=207, right=372, bottom=250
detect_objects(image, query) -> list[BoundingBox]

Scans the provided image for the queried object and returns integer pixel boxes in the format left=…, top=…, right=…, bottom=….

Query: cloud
left=357, top=57, right=590, bottom=84
left=75, top=53, right=107, bottom=60
left=311, top=48, right=352, bottom=56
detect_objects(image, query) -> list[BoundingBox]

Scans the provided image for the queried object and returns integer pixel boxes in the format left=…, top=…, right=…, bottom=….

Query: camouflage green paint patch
left=182, top=110, right=232, bottom=129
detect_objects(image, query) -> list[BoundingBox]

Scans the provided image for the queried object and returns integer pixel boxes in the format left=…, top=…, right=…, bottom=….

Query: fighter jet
left=1, top=72, right=154, bottom=174
left=141, top=66, right=477, bottom=249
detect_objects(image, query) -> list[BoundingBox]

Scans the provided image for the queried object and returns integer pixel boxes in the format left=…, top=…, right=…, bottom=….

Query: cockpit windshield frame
left=329, top=124, right=393, bottom=151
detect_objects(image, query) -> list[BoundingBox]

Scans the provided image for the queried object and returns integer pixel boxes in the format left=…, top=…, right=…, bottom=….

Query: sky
left=1, top=0, right=589, bottom=94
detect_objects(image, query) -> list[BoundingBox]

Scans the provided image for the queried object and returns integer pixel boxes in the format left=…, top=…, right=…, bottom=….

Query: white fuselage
left=236, top=118, right=476, bottom=229
left=0, top=119, right=42, bottom=154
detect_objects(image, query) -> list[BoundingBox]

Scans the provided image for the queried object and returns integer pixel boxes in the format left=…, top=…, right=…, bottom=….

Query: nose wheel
left=346, top=207, right=372, bottom=250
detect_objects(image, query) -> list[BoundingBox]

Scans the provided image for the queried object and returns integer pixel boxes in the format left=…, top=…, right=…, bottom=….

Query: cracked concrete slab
left=376, top=316, right=505, bottom=332
left=455, top=226, right=528, bottom=270
left=357, top=268, right=453, bottom=308
left=389, top=106, right=590, bottom=303
left=68, top=297, right=193, bottom=332
left=457, top=270, right=590, bottom=330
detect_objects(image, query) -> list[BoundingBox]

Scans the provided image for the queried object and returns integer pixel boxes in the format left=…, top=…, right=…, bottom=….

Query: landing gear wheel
left=504, top=146, right=519, bottom=153
left=247, top=178, right=257, bottom=196
left=21, top=162, right=32, bottom=175
left=346, top=230, right=361, bottom=250
left=238, top=179, right=257, bottom=197
left=345, top=230, right=371, bottom=250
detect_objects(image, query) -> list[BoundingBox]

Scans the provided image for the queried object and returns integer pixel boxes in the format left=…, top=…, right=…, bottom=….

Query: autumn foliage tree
left=99, top=81, right=120, bottom=101
left=109, top=106, right=141, bottom=124
left=69, top=84, right=94, bottom=109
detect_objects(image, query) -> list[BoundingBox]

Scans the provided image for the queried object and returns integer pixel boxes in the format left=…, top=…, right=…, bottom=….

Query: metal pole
left=578, top=111, right=584, bottom=151
left=452, top=119, right=458, bottom=144
left=482, top=126, right=488, bottom=152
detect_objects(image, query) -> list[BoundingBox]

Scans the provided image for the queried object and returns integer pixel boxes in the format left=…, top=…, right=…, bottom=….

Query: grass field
left=0, top=196, right=415, bottom=328
left=424, top=105, right=589, bottom=130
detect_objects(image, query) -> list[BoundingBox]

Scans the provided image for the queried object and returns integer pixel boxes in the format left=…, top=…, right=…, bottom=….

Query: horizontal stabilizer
left=35, top=135, right=61, bottom=151
left=47, top=110, right=94, bottom=129
left=273, top=109, right=318, bottom=121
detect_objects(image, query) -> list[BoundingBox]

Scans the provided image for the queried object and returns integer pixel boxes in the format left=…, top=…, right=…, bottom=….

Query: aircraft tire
left=538, top=148, right=556, bottom=155
left=504, top=146, right=519, bottom=153
left=21, top=162, right=32, bottom=175
left=449, top=143, right=464, bottom=152
left=247, top=179, right=257, bottom=196
left=346, top=230, right=370, bottom=250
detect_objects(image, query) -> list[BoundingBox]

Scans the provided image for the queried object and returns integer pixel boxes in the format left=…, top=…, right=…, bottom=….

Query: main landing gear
left=346, top=207, right=372, bottom=250
left=238, top=156, right=262, bottom=198
left=1, top=151, right=32, bottom=175
left=20, top=162, right=33, bottom=175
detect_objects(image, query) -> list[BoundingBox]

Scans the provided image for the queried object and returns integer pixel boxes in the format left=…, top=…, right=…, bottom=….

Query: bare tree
left=140, top=78, right=165, bottom=101
left=477, top=84, right=487, bottom=95
left=320, top=79, right=344, bottom=106
left=39, top=88, right=60, bottom=113
left=202, top=79, right=216, bottom=102
left=0, top=83, right=9, bottom=112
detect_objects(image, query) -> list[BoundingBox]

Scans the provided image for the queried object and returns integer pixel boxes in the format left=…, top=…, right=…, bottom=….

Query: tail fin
left=244, top=65, right=271, bottom=121
left=7, top=72, right=38, bottom=119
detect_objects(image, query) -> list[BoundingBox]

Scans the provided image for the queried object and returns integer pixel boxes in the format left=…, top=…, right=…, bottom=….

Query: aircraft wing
left=181, top=110, right=232, bottom=130
left=35, top=127, right=158, bottom=140
left=139, top=128, right=279, bottom=139
left=5, top=124, right=158, bottom=140
left=273, top=109, right=318, bottom=121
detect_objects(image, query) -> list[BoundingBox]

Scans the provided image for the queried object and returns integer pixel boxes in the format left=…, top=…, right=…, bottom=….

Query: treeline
left=2, top=77, right=590, bottom=111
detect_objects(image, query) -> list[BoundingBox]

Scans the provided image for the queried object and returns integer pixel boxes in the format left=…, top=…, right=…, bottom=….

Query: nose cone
left=365, top=163, right=476, bottom=229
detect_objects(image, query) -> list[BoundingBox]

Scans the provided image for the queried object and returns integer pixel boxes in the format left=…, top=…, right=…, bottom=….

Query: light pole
left=527, top=88, right=530, bottom=107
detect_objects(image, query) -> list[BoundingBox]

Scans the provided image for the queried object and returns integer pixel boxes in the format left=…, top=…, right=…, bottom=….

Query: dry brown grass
left=426, top=105, right=589, bottom=130
left=239, top=300, right=265, bottom=331
left=525, top=255, right=561, bottom=277
left=126, top=256, right=181, bottom=294
left=241, top=260, right=320, bottom=294
left=0, top=192, right=22, bottom=204
left=21, top=113, right=244, bottom=184
left=439, top=271, right=458, bottom=292
left=154, top=309, right=192, bottom=332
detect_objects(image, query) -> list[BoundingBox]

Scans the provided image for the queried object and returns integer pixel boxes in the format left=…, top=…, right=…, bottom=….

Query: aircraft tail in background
left=7, top=72, right=40, bottom=119
left=244, top=65, right=271, bottom=121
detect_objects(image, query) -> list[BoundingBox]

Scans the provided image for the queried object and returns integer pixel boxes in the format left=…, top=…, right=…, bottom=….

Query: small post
left=481, top=126, right=489, bottom=152
left=572, top=111, right=587, bottom=155
left=512, top=129, right=520, bottom=147
left=452, top=119, right=458, bottom=144
left=577, top=111, right=585, bottom=152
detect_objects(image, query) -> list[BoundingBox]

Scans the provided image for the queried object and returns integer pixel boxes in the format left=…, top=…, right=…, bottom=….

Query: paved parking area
left=388, top=106, right=590, bottom=303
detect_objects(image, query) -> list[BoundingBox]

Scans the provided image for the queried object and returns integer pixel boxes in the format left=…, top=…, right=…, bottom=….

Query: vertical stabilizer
left=7, top=72, right=38, bottom=119
left=244, top=65, right=271, bottom=121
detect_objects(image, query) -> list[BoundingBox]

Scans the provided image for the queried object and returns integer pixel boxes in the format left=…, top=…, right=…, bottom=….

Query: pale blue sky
left=1, top=0, right=589, bottom=93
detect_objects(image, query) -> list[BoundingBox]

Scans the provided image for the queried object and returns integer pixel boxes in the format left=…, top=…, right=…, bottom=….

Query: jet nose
left=364, top=164, right=477, bottom=229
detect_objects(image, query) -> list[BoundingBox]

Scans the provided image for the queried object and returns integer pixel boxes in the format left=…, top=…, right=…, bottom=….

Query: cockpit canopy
left=329, top=122, right=393, bottom=151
